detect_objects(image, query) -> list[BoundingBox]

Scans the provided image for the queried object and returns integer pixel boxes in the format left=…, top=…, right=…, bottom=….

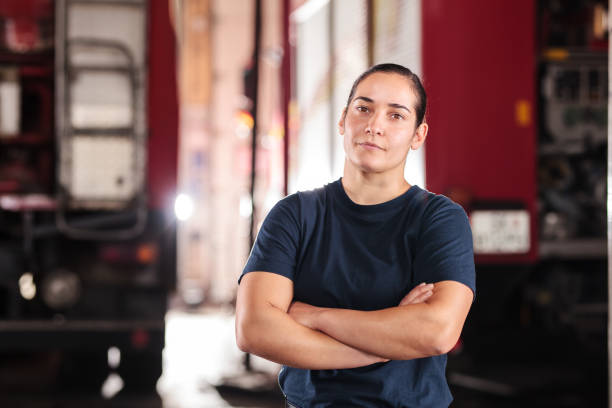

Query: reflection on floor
left=159, top=307, right=284, bottom=408
left=161, top=307, right=606, bottom=408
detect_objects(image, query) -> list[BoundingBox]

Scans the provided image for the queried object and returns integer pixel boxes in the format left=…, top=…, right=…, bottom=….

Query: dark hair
left=344, top=63, right=427, bottom=126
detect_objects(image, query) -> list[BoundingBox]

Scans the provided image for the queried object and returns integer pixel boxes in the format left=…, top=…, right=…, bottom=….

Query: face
left=339, top=72, right=428, bottom=175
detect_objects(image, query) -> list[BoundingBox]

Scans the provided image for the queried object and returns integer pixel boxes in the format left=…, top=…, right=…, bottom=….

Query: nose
left=365, top=112, right=384, bottom=136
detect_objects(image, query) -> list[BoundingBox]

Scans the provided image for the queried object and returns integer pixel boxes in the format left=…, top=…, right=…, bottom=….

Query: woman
left=235, top=63, right=475, bottom=407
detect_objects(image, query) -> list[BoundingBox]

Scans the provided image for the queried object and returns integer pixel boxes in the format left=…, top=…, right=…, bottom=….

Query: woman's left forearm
left=290, top=281, right=473, bottom=360
left=314, top=304, right=451, bottom=360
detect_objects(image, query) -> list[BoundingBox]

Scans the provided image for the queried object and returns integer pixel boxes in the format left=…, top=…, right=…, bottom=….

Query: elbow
left=235, top=329, right=251, bottom=353
left=395, top=329, right=458, bottom=360
left=235, top=314, right=256, bottom=353
left=428, top=327, right=460, bottom=356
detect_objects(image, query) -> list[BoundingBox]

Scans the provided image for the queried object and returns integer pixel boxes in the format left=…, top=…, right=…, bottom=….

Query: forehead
left=353, top=72, right=417, bottom=107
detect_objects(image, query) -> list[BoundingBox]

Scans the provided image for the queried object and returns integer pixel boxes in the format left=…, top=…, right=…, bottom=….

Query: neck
left=341, top=160, right=411, bottom=205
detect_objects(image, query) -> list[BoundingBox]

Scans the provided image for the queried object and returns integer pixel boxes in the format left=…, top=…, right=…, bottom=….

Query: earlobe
left=411, top=123, right=428, bottom=150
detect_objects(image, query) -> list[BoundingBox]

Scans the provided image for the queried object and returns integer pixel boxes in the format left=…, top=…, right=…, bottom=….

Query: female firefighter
left=235, top=63, right=475, bottom=408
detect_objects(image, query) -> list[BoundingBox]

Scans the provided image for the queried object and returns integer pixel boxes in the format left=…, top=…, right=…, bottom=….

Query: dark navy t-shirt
left=240, top=178, right=476, bottom=408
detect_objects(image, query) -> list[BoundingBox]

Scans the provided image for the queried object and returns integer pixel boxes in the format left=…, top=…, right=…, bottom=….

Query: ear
left=338, top=108, right=347, bottom=135
left=410, top=123, right=428, bottom=150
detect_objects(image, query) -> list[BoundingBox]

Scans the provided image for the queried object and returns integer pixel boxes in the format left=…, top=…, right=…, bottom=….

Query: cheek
left=345, top=114, right=367, bottom=130
left=388, top=136, right=415, bottom=159
left=341, top=132, right=349, bottom=150
left=343, top=134, right=354, bottom=156
left=390, top=132, right=414, bottom=148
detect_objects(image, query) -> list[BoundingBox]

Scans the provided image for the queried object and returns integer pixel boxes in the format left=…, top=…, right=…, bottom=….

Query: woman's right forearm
left=236, top=303, right=385, bottom=370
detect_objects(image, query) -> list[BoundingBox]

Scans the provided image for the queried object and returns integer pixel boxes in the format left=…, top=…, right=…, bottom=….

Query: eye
left=390, top=113, right=404, bottom=120
left=355, top=105, right=369, bottom=113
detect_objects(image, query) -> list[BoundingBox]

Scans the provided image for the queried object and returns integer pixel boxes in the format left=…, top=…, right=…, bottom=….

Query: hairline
left=342, top=64, right=427, bottom=127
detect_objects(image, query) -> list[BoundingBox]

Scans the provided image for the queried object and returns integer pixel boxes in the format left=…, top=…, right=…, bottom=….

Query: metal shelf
left=0, top=49, right=53, bottom=65
left=0, top=194, right=56, bottom=212
left=539, top=238, right=607, bottom=259
left=0, top=133, right=53, bottom=146
left=538, top=143, right=589, bottom=156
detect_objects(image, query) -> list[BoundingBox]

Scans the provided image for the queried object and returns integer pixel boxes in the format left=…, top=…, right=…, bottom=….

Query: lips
left=358, top=142, right=384, bottom=151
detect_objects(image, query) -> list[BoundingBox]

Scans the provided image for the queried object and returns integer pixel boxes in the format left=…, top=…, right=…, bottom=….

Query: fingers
left=287, top=301, right=320, bottom=330
left=407, top=289, right=433, bottom=304
left=399, top=284, right=433, bottom=305
left=399, top=282, right=434, bottom=306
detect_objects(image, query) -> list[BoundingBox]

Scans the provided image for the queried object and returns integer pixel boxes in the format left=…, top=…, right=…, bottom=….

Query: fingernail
left=419, top=282, right=426, bottom=286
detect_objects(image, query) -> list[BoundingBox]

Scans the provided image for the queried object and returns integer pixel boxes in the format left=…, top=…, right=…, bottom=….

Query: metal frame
left=55, top=0, right=148, bottom=240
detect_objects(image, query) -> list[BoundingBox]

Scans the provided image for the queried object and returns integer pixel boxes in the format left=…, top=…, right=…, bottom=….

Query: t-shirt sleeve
left=412, top=199, right=476, bottom=298
left=239, top=194, right=301, bottom=284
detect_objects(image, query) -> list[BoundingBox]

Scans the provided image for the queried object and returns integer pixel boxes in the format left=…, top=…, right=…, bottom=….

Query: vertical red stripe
left=422, top=0, right=537, bottom=263
left=147, top=1, right=179, bottom=210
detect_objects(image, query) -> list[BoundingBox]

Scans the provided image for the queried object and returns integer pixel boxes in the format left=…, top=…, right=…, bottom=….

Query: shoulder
left=412, top=188, right=470, bottom=234
left=266, top=193, right=300, bottom=220
left=414, top=188, right=467, bottom=218
left=266, top=182, right=331, bottom=223
left=290, top=181, right=334, bottom=214
left=296, top=182, right=330, bottom=205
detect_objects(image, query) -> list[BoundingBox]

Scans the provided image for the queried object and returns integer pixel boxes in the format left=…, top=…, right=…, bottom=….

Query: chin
left=353, top=160, right=386, bottom=174
left=349, top=155, right=404, bottom=175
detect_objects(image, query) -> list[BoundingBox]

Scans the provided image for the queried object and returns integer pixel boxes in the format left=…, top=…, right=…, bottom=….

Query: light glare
left=108, top=346, right=121, bottom=369
left=174, top=193, right=194, bottom=221
left=19, top=273, right=36, bottom=300
left=239, top=195, right=252, bottom=218
left=100, top=372, right=124, bottom=399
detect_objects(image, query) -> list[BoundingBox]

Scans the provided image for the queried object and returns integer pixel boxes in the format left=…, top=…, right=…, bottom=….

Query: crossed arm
left=235, top=271, right=473, bottom=370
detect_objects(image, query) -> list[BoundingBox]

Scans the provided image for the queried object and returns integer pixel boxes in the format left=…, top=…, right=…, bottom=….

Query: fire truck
left=0, top=0, right=177, bottom=397
left=285, top=0, right=607, bottom=405
left=422, top=1, right=607, bottom=405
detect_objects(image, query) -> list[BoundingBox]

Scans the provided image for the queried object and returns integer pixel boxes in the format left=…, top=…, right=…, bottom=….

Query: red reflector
left=131, top=329, right=149, bottom=349
left=136, top=244, right=157, bottom=264
left=100, top=246, right=122, bottom=262
left=99, top=243, right=157, bottom=265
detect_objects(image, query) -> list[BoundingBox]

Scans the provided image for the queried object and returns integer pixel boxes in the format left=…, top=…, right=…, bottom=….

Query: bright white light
left=108, top=347, right=121, bottom=369
left=19, top=273, right=36, bottom=300
left=239, top=195, right=252, bottom=218
left=100, top=372, right=124, bottom=399
left=174, top=193, right=194, bottom=221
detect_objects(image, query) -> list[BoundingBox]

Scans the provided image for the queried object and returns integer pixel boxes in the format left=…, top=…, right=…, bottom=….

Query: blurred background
left=0, top=0, right=608, bottom=406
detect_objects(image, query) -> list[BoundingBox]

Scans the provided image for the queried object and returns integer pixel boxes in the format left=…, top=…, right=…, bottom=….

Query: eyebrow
left=353, top=96, right=411, bottom=113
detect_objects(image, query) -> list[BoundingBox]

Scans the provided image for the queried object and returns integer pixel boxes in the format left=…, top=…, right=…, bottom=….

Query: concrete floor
left=0, top=307, right=601, bottom=407
left=159, top=307, right=284, bottom=408
left=0, top=307, right=283, bottom=408
left=158, top=307, right=605, bottom=408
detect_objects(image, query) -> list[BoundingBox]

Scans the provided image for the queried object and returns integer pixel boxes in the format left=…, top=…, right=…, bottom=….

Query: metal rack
left=55, top=0, right=148, bottom=240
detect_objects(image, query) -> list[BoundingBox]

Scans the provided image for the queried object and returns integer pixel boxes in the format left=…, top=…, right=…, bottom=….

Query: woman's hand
left=289, top=301, right=389, bottom=364
left=288, top=301, right=324, bottom=330
left=398, top=282, right=434, bottom=306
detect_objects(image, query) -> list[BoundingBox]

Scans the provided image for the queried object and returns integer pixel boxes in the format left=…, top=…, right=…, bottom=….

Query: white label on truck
left=470, top=210, right=530, bottom=254
left=71, top=136, right=135, bottom=201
